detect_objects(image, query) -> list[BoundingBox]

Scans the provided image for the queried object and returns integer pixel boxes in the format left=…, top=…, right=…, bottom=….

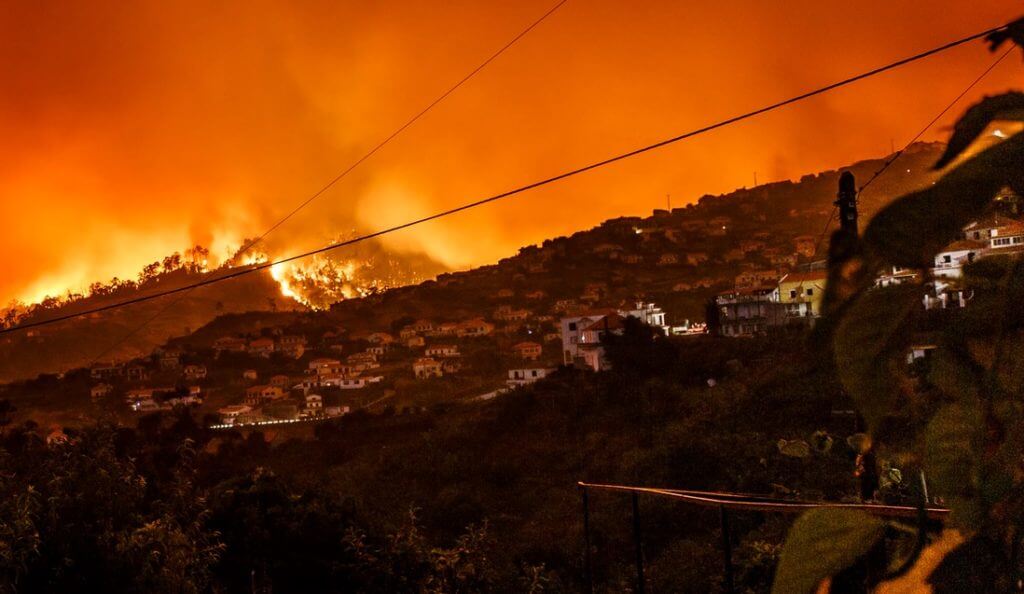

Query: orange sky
left=1, top=0, right=1020, bottom=305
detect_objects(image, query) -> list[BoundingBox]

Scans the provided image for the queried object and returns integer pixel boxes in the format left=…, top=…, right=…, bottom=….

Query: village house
left=366, top=332, right=395, bottom=345
left=218, top=404, right=254, bottom=424
left=413, top=358, right=443, bottom=379
left=735, top=270, right=781, bottom=290
left=723, top=249, right=745, bottom=263
left=457, top=319, right=494, bottom=337
left=552, top=299, right=578, bottom=313
left=506, top=368, right=555, bottom=388
left=714, top=287, right=787, bottom=337
left=324, top=405, right=351, bottom=418
left=303, top=394, right=323, bottom=415
left=673, top=282, right=693, bottom=292
left=242, top=369, right=258, bottom=381
left=159, top=350, right=181, bottom=370
left=277, top=335, right=307, bottom=358
left=776, top=270, right=828, bottom=320
left=412, top=319, right=435, bottom=333
left=248, top=337, right=276, bottom=358
left=126, top=364, right=150, bottom=381
left=621, top=301, right=669, bottom=332
left=213, top=336, right=247, bottom=353
left=244, top=385, right=285, bottom=406
left=308, top=358, right=343, bottom=375
left=525, top=290, right=547, bottom=300
left=399, top=327, right=419, bottom=340
left=513, top=341, right=543, bottom=361
left=90, top=383, right=113, bottom=399
left=658, top=253, right=679, bottom=266
left=425, top=345, right=460, bottom=358
left=739, top=239, right=767, bottom=253
left=932, top=240, right=986, bottom=279
left=685, top=252, right=709, bottom=266
left=621, top=253, right=644, bottom=264
left=406, top=335, right=426, bottom=348
left=367, top=344, right=388, bottom=356
left=90, top=363, right=124, bottom=380
left=429, top=322, right=459, bottom=337
left=269, top=374, right=291, bottom=388
left=544, top=332, right=562, bottom=342
left=494, top=288, right=515, bottom=299
left=793, top=235, right=817, bottom=258
left=334, top=376, right=383, bottom=389
left=442, top=359, right=462, bottom=374
left=963, top=213, right=1023, bottom=241
left=183, top=364, right=207, bottom=380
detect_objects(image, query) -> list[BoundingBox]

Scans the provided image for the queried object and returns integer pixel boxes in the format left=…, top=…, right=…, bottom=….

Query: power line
left=79, top=0, right=570, bottom=363
left=1, top=21, right=1012, bottom=337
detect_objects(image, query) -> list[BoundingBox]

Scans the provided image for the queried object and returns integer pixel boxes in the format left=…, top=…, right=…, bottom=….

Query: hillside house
left=242, top=369, right=258, bottom=381
left=513, top=342, right=543, bottom=361
left=413, top=358, right=443, bottom=379
left=399, top=327, right=419, bottom=340
left=494, top=288, right=515, bottom=299
left=412, top=319, right=434, bottom=333
left=248, top=338, right=275, bottom=357
left=90, top=383, right=113, bottom=399
left=553, top=299, right=578, bottom=313
left=304, top=394, right=323, bottom=413
left=932, top=240, right=985, bottom=279
left=621, top=301, right=669, bottom=332
left=735, top=270, right=780, bottom=290
left=308, top=358, right=343, bottom=375
left=90, top=363, right=124, bottom=380
left=425, top=345, right=459, bottom=358
left=457, top=319, right=494, bottom=337
left=723, top=249, right=745, bottom=263
left=685, top=252, right=709, bottom=266
left=332, top=376, right=383, bottom=389
left=560, top=310, right=617, bottom=365
left=621, top=254, right=644, bottom=264
left=793, top=235, right=817, bottom=258
left=963, top=213, right=1022, bottom=241
left=269, top=374, right=291, bottom=388
left=442, top=359, right=462, bottom=374
left=367, top=345, right=388, bottom=356
left=244, top=385, right=285, bottom=406
left=218, top=404, right=253, bottom=424
left=278, top=335, right=307, bottom=358
left=987, top=219, right=1024, bottom=249
left=366, top=332, right=395, bottom=345
left=544, top=332, right=561, bottom=342
left=658, top=253, right=679, bottom=266
left=739, top=239, right=767, bottom=253
left=777, top=271, right=828, bottom=320
left=576, top=314, right=627, bottom=371
left=126, top=364, right=150, bottom=381
left=507, top=368, right=555, bottom=387
left=525, top=290, right=547, bottom=300
left=159, top=351, right=181, bottom=370
left=431, top=322, right=459, bottom=337
left=495, top=306, right=530, bottom=322
left=183, top=364, right=207, bottom=380
left=213, top=336, right=247, bottom=353
left=714, top=287, right=787, bottom=337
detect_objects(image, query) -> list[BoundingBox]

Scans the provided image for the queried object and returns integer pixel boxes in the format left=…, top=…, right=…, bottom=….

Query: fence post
left=581, top=486, right=594, bottom=594
left=720, top=506, right=734, bottom=594
left=631, top=492, right=646, bottom=594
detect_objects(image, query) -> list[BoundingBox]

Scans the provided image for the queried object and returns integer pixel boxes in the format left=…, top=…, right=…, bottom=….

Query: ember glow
left=1, top=1, right=1019, bottom=307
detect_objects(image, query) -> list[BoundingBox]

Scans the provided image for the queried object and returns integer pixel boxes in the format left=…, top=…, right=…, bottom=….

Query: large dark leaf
left=771, top=508, right=885, bottom=594
left=934, top=93, right=1024, bottom=169
left=925, top=404, right=983, bottom=529
left=864, top=134, right=1024, bottom=269
left=928, top=536, right=1011, bottom=593
left=986, top=17, right=1024, bottom=53
left=833, top=285, right=921, bottom=430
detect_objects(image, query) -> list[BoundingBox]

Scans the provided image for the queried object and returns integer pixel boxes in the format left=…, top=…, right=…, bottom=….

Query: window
left=806, top=288, right=814, bottom=296
left=943, top=255, right=952, bottom=263
left=789, top=290, right=797, bottom=299
left=568, top=322, right=577, bottom=331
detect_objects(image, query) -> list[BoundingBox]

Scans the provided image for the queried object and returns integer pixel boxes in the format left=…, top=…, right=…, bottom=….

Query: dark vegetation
left=0, top=323, right=881, bottom=593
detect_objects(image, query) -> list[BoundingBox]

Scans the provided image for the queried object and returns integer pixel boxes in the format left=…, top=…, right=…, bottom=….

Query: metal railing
left=577, top=481, right=949, bottom=594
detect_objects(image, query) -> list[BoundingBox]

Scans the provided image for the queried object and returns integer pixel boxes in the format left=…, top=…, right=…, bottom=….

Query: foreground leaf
left=864, top=134, right=1024, bottom=269
left=772, top=508, right=885, bottom=594
left=934, top=93, right=1024, bottom=168
left=833, top=286, right=920, bottom=430
left=925, top=404, right=983, bottom=529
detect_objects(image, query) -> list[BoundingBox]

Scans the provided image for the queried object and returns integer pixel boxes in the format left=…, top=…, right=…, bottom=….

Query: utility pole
left=666, top=194, right=671, bottom=210
left=835, top=171, right=859, bottom=239
left=753, top=171, right=758, bottom=187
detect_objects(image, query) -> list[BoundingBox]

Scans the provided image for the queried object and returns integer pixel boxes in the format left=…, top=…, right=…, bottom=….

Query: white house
left=507, top=368, right=555, bottom=388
